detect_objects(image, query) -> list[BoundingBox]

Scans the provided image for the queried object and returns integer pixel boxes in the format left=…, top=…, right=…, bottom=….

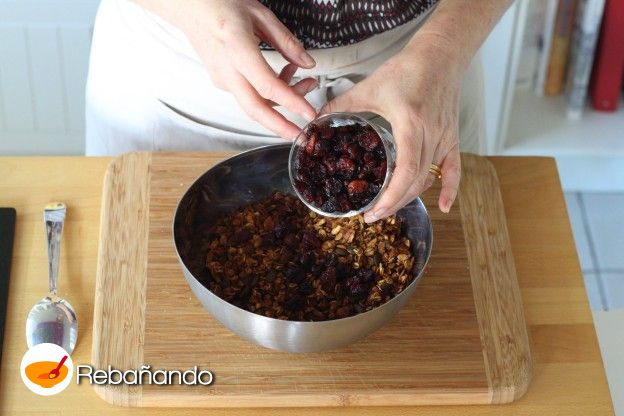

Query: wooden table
left=0, top=156, right=614, bottom=415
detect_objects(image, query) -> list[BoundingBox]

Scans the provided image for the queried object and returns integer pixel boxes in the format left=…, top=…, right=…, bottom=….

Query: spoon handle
left=54, top=355, right=68, bottom=371
left=44, top=202, right=66, bottom=296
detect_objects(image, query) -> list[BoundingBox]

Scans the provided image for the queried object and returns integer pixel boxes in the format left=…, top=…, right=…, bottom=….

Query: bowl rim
left=288, top=112, right=395, bottom=218
left=172, top=143, right=433, bottom=325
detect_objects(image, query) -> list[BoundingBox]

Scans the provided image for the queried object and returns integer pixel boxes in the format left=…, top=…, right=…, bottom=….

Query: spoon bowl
left=26, top=202, right=78, bottom=354
left=26, top=296, right=77, bottom=354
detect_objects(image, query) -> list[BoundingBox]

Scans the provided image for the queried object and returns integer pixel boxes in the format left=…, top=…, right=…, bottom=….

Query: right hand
left=149, top=0, right=318, bottom=138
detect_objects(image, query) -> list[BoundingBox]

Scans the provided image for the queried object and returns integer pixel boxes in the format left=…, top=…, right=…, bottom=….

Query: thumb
left=319, top=91, right=359, bottom=115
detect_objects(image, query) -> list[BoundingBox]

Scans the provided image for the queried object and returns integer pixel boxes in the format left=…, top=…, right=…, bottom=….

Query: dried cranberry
left=293, top=179, right=307, bottom=194
left=357, top=161, right=375, bottom=179
left=320, top=266, right=337, bottom=283
left=310, top=263, right=324, bottom=275
left=315, top=163, right=327, bottom=180
left=356, top=268, right=375, bottom=283
left=369, top=182, right=381, bottom=193
left=313, top=139, right=330, bottom=157
left=358, top=131, right=381, bottom=151
left=335, top=263, right=350, bottom=281
left=345, top=276, right=368, bottom=299
left=336, top=156, right=356, bottom=179
left=261, top=233, right=275, bottom=248
left=336, top=305, right=352, bottom=318
left=283, top=233, right=299, bottom=248
left=274, top=218, right=290, bottom=239
left=294, top=120, right=389, bottom=213
left=232, top=229, right=252, bottom=244
left=298, top=250, right=316, bottom=267
left=284, top=293, right=305, bottom=310
left=322, top=157, right=337, bottom=175
left=345, top=142, right=363, bottom=159
left=297, top=151, right=313, bottom=170
left=313, top=192, right=327, bottom=208
left=300, top=188, right=315, bottom=204
left=318, top=123, right=334, bottom=140
left=324, top=253, right=339, bottom=267
left=320, top=267, right=337, bottom=291
left=347, top=179, right=369, bottom=195
left=301, top=230, right=321, bottom=249
left=323, top=177, right=342, bottom=196
left=321, top=197, right=338, bottom=213
left=305, top=131, right=318, bottom=155
left=285, top=267, right=305, bottom=284
left=298, top=280, right=314, bottom=295
left=361, top=195, right=375, bottom=206
left=372, top=160, right=387, bottom=181
left=337, top=195, right=352, bottom=212
left=375, top=144, right=385, bottom=158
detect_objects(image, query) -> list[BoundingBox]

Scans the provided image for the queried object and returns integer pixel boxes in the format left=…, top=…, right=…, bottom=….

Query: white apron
left=85, top=0, right=485, bottom=155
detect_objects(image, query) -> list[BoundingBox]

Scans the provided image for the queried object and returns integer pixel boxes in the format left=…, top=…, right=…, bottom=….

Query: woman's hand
left=135, top=0, right=318, bottom=138
left=322, top=32, right=464, bottom=221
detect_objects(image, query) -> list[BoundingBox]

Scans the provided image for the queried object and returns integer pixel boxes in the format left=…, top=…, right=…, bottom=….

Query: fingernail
left=300, top=52, right=316, bottom=68
left=441, top=196, right=455, bottom=213
left=364, top=208, right=386, bottom=224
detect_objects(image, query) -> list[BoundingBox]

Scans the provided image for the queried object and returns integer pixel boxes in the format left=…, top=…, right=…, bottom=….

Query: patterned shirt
left=259, top=0, right=438, bottom=49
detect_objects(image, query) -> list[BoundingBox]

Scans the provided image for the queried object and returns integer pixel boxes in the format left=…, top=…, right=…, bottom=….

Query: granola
left=202, top=192, right=415, bottom=321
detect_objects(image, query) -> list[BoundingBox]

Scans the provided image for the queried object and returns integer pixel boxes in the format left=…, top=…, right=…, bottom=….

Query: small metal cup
left=288, top=112, right=396, bottom=218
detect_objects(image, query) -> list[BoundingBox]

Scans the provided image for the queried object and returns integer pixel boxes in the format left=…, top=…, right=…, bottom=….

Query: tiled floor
left=564, top=192, right=624, bottom=311
left=565, top=192, right=624, bottom=415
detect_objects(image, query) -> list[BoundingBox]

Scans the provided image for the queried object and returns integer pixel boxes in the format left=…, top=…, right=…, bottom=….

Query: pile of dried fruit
left=203, top=192, right=415, bottom=321
left=292, top=119, right=387, bottom=213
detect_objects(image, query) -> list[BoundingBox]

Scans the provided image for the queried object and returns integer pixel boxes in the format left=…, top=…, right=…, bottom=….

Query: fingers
left=229, top=31, right=317, bottom=122
left=227, top=70, right=302, bottom=139
left=278, top=63, right=299, bottom=84
left=363, top=118, right=423, bottom=223
left=386, top=144, right=435, bottom=216
left=319, top=79, right=382, bottom=115
left=363, top=116, right=461, bottom=221
left=320, top=92, right=359, bottom=115
left=278, top=63, right=317, bottom=97
left=374, top=122, right=439, bottom=220
left=271, top=63, right=317, bottom=106
left=253, top=9, right=316, bottom=69
left=291, top=78, right=318, bottom=97
left=438, top=143, right=461, bottom=213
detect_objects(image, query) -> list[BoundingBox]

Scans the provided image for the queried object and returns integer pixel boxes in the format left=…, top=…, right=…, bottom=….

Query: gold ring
left=429, top=164, right=442, bottom=179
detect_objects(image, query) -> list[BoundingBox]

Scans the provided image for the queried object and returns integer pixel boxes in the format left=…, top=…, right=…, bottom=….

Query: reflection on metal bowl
left=173, top=144, right=432, bottom=352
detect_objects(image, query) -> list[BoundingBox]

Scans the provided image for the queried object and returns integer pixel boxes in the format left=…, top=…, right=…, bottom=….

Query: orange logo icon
left=25, top=355, right=69, bottom=388
left=21, top=343, right=73, bottom=396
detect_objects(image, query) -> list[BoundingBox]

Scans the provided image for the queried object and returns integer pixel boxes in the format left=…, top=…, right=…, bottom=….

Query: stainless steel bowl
left=173, top=144, right=432, bottom=353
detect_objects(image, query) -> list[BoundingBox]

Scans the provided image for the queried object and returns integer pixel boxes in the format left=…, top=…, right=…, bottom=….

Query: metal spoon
left=26, top=202, right=77, bottom=354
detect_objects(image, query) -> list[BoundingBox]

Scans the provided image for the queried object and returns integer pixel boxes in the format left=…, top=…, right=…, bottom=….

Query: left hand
left=321, top=32, right=465, bottom=221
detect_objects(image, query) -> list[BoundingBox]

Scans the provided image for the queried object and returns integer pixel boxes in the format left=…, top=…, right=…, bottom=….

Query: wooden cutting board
left=92, top=152, right=531, bottom=408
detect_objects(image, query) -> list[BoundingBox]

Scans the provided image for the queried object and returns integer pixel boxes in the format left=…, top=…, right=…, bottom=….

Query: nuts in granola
left=202, top=192, right=415, bottom=321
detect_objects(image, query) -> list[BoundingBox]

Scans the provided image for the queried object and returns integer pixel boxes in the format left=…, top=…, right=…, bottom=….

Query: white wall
left=479, top=2, right=523, bottom=155
left=0, top=0, right=99, bottom=155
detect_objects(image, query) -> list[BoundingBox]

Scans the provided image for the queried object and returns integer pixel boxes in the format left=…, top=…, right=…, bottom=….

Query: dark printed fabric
left=259, top=0, right=439, bottom=49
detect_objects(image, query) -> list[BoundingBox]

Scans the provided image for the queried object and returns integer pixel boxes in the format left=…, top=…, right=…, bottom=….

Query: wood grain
left=91, top=153, right=152, bottom=406
left=0, top=155, right=613, bottom=415
left=88, top=152, right=530, bottom=407
left=458, top=156, right=532, bottom=403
